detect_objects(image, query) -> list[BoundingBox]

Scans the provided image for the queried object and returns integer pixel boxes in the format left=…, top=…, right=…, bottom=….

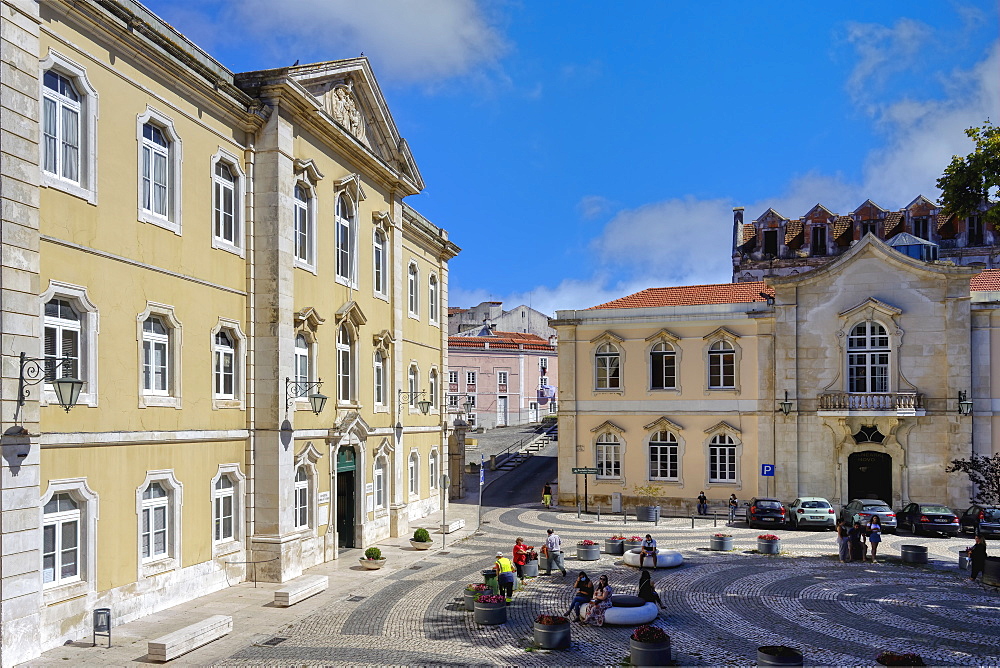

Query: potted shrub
left=473, top=593, right=507, bottom=625
left=576, top=539, right=600, bottom=561
left=360, top=546, right=386, bottom=570
left=464, top=583, right=491, bottom=611
left=875, top=651, right=926, bottom=666
left=410, top=527, right=433, bottom=550
left=710, top=532, right=734, bottom=551
left=757, top=534, right=781, bottom=555
left=533, top=614, right=571, bottom=649
left=757, top=645, right=803, bottom=667
left=624, top=535, right=645, bottom=551
left=522, top=547, right=539, bottom=578
left=633, top=484, right=661, bottom=522
left=605, top=534, right=625, bottom=555
left=630, top=624, right=671, bottom=667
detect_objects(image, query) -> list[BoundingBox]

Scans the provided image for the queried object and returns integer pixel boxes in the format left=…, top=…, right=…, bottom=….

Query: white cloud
left=222, top=0, right=507, bottom=85
left=843, top=18, right=933, bottom=109
left=576, top=195, right=614, bottom=220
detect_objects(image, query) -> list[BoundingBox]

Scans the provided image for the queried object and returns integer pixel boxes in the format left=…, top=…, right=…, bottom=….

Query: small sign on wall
left=366, top=494, right=374, bottom=512
left=316, top=504, right=328, bottom=526
left=318, top=491, right=330, bottom=504
left=365, top=482, right=375, bottom=495
left=761, top=464, right=775, bottom=477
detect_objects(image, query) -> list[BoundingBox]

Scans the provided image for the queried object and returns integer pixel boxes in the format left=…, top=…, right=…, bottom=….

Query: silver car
left=839, top=498, right=898, bottom=533
left=789, top=497, right=836, bottom=529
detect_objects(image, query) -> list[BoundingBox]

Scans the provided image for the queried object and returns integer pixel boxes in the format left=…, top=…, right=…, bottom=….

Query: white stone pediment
left=643, top=416, right=683, bottom=433
left=589, top=330, right=625, bottom=345
left=590, top=420, right=626, bottom=434
left=704, top=421, right=740, bottom=437
left=335, top=301, right=367, bottom=328
left=838, top=297, right=902, bottom=320
left=644, top=328, right=681, bottom=344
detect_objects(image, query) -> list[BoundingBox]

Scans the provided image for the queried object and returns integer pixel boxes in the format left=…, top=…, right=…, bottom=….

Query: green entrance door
left=336, top=447, right=357, bottom=548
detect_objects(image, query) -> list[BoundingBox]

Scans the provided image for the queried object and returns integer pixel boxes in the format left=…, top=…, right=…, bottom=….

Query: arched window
left=407, top=264, right=419, bottom=316
left=212, top=160, right=239, bottom=249
left=408, top=451, right=419, bottom=497
left=141, top=123, right=170, bottom=219
left=43, top=493, right=80, bottom=585
left=213, top=475, right=235, bottom=542
left=596, top=433, right=621, bottom=478
left=213, top=330, right=236, bottom=399
left=42, top=71, right=80, bottom=183
left=408, top=365, right=418, bottom=407
left=337, top=326, right=353, bottom=403
left=374, top=351, right=385, bottom=405
left=649, top=430, right=678, bottom=480
left=142, top=316, right=169, bottom=395
left=293, top=185, right=312, bottom=265
left=708, top=340, right=735, bottom=389
left=374, top=457, right=387, bottom=510
left=595, top=343, right=620, bottom=389
left=293, top=466, right=309, bottom=528
left=336, top=194, right=355, bottom=283
left=429, top=369, right=438, bottom=410
left=294, top=335, right=310, bottom=388
left=848, top=322, right=889, bottom=393
left=429, top=275, right=439, bottom=323
left=140, top=482, right=169, bottom=560
left=44, top=298, right=80, bottom=382
left=650, top=342, right=675, bottom=390
left=429, top=450, right=439, bottom=490
left=709, top=433, right=737, bottom=482
left=373, top=230, right=387, bottom=297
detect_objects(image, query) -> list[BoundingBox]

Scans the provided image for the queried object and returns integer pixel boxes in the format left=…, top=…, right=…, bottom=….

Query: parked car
left=838, top=499, right=898, bottom=533
left=959, top=505, right=1000, bottom=538
left=788, top=497, right=836, bottom=529
left=745, top=497, right=787, bottom=529
left=897, top=502, right=960, bottom=536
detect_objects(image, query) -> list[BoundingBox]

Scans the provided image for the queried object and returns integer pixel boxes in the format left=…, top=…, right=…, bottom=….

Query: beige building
left=0, top=1, right=457, bottom=664
left=553, top=234, right=995, bottom=516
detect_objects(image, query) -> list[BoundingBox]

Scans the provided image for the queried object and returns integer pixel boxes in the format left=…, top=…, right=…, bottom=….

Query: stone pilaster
left=0, top=1, right=42, bottom=665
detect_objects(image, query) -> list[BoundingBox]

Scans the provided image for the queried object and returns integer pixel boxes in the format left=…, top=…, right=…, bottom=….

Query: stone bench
left=440, top=519, right=465, bottom=534
left=274, top=574, right=328, bottom=607
left=148, top=615, right=232, bottom=662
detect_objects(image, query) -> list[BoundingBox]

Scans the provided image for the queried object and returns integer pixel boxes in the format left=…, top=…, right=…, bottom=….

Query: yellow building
left=0, top=0, right=457, bottom=664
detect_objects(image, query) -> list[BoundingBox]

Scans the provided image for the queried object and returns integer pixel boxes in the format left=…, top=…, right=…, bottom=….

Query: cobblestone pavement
left=216, top=506, right=1000, bottom=667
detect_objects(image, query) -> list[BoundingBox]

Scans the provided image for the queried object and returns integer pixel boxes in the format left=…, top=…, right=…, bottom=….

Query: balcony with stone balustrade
left=817, top=392, right=924, bottom=417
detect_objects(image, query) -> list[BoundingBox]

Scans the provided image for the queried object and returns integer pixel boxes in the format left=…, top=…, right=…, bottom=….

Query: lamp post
left=398, top=389, right=433, bottom=415
left=285, top=377, right=327, bottom=415
left=779, top=390, right=793, bottom=415
left=958, top=391, right=973, bottom=416
left=12, top=351, right=83, bottom=425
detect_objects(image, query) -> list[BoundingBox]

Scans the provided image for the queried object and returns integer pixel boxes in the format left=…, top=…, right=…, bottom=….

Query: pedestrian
left=848, top=521, right=867, bottom=562
left=836, top=519, right=851, bottom=563
left=868, top=516, right=882, bottom=563
left=564, top=571, right=594, bottom=622
left=697, top=491, right=708, bottom=515
left=637, top=570, right=666, bottom=610
left=728, top=493, right=739, bottom=523
left=543, top=528, right=566, bottom=576
left=970, top=534, right=988, bottom=581
left=494, top=551, right=516, bottom=604
left=542, top=483, right=553, bottom=509
left=512, top=537, right=532, bottom=585
left=582, top=574, right=614, bottom=626
left=639, top=533, right=658, bottom=569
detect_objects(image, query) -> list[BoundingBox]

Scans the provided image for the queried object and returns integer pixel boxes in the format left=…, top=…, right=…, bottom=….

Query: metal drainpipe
left=244, top=140, right=256, bottom=558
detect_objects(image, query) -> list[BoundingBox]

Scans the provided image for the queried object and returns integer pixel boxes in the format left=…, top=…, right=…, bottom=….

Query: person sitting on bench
left=639, top=534, right=657, bottom=568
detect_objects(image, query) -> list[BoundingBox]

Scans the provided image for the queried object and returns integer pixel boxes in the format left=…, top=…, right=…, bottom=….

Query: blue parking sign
left=761, top=464, right=775, bottom=477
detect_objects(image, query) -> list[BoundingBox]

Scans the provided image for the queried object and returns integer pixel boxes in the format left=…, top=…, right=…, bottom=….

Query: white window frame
left=40, top=478, right=98, bottom=604
left=847, top=321, right=890, bottom=394
left=429, top=369, right=439, bottom=412
left=650, top=341, right=677, bottom=390
left=374, top=456, right=387, bottom=511
left=211, top=464, right=245, bottom=556
left=648, top=430, right=679, bottom=481
left=428, top=274, right=439, bottom=325
left=447, top=394, right=460, bottom=408
left=136, top=302, right=182, bottom=408
left=294, top=466, right=310, bottom=529
left=448, top=370, right=459, bottom=384
left=408, top=450, right=419, bottom=498
left=293, top=444, right=321, bottom=532
left=539, top=357, right=549, bottom=374
left=40, top=281, right=99, bottom=408
left=497, top=371, right=508, bottom=387
left=337, top=325, right=355, bottom=405
left=408, top=364, right=419, bottom=412
left=374, top=350, right=386, bottom=407
left=42, top=492, right=81, bottom=588
left=210, top=149, right=245, bottom=256
left=407, top=262, right=419, bottom=318
left=466, top=371, right=477, bottom=386
left=429, top=449, right=439, bottom=490
left=210, top=318, right=246, bottom=409
left=335, top=193, right=357, bottom=287
left=596, top=432, right=622, bottom=479
left=708, top=433, right=738, bottom=483
left=136, top=107, right=182, bottom=234
left=373, top=229, right=388, bottom=300
left=595, top=343, right=621, bottom=390
left=213, top=329, right=235, bottom=400
left=39, top=50, right=98, bottom=204
left=293, top=182, right=317, bottom=273
left=707, top=340, right=737, bottom=390
left=135, top=470, right=182, bottom=578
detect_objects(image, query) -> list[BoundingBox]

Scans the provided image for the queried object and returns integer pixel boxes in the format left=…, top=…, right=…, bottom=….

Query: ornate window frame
left=136, top=106, right=182, bottom=234
left=591, top=331, right=625, bottom=393
left=293, top=442, right=321, bottom=535
left=705, top=422, right=742, bottom=487
left=703, top=328, right=741, bottom=393
left=407, top=261, right=420, bottom=319
left=210, top=463, right=246, bottom=557
left=135, top=470, right=183, bottom=579
left=40, top=478, right=99, bottom=604
left=645, top=417, right=685, bottom=484
left=591, top=421, right=626, bottom=480
left=646, top=329, right=681, bottom=393
left=428, top=273, right=439, bottom=326
left=210, top=318, right=246, bottom=409
left=136, top=302, right=183, bottom=408
left=334, top=191, right=358, bottom=288
left=408, top=449, right=420, bottom=499
left=210, top=148, right=245, bottom=256
left=835, top=298, right=904, bottom=396
left=40, top=281, right=99, bottom=408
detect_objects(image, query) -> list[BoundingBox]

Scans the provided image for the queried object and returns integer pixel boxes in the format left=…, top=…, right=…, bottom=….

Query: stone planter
left=576, top=543, right=600, bottom=561
left=538, top=554, right=550, bottom=572
left=624, top=539, right=644, bottom=552
left=359, top=558, right=386, bottom=570
left=958, top=550, right=970, bottom=570
left=757, top=539, right=781, bottom=555
left=900, top=544, right=928, bottom=564
left=522, top=560, right=539, bottom=577
left=605, top=539, right=625, bottom=555
left=710, top=535, right=734, bottom=551
left=983, top=556, right=1000, bottom=587
left=630, top=638, right=672, bottom=667
left=757, top=645, right=803, bottom=666
left=463, top=588, right=485, bottom=611
left=533, top=621, right=571, bottom=649
left=473, top=599, right=507, bottom=625
left=409, top=539, right=432, bottom=551
left=636, top=505, right=660, bottom=522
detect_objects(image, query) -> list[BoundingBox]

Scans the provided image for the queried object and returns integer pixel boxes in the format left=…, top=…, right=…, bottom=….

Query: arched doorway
left=336, top=446, right=357, bottom=548
left=848, top=450, right=892, bottom=504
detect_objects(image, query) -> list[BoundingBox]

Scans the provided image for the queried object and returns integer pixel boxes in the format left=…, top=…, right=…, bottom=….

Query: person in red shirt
left=512, top=537, right=532, bottom=584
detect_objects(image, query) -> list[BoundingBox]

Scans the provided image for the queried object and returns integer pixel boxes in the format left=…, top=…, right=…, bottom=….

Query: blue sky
left=144, top=1, right=999, bottom=314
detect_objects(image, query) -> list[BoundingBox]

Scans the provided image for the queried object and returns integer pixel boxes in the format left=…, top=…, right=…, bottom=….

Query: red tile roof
left=448, top=331, right=554, bottom=351
left=588, top=282, right=773, bottom=310
left=972, top=270, right=1000, bottom=291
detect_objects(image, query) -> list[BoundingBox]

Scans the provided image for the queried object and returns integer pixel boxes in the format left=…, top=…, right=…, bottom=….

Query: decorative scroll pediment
left=329, top=411, right=372, bottom=444
left=703, top=326, right=740, bottom=341
left=644, top=328, right=681, bottom=344
left=590, top=420, right=625, bottom=434
left=589, top=330, right=625, bottom=345
left=643, top=416, right=683, bottom=433
left=335, top=301, right=367, bottom=328
left=334, top=173, right=368, bottom=202
left=372, top=329, right=394, bottom=350
left=295, top=441, right=323, bottom=467
left=838, top=297, right=902, bottom=320
left=704, top=421, right=741, bottom=437
left=294, top=158, right=324, bottom=186
left=294, top=307, right=325, bottom=332
left=373, top=436, right=394, bottom=458
left=372, top=211, right=392, bottom=234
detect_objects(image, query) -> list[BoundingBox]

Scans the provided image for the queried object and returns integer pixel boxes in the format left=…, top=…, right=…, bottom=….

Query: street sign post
left=571, top=467, right=598, bottom=513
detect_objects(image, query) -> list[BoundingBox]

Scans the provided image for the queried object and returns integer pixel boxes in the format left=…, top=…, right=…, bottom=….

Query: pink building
left=447, top=331, right=557, bottom=429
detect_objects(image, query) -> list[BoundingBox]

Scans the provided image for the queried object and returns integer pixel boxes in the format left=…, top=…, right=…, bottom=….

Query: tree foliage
left=946, top=453, right=1000, bottom=506
left=936, top=120, right=1000, bottom=228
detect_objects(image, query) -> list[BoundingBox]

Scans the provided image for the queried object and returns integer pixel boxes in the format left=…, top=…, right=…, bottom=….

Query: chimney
left=732, top=207, right=745, bottom=257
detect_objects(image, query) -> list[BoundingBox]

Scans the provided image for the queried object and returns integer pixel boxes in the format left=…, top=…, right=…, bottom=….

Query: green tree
left=946, top=453, right=1000, bottom=506
left=936, top=120, right=1000, bottom=228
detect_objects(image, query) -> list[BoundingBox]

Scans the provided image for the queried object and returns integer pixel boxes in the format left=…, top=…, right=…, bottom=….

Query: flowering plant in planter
left=526, top=548, right=538, bottom=562
left=609, top=534, right=626, bottom=540
left=629, top=536, right=644, bottom=542
left=363, top=547, right=383, bottom=560
left=535, top=614, right=568, bottom=625
left=757, top=534, right=781, bottom=541
left=631, top=624, right=669, bottom=643
left=876, top=651, right=926, bottom=666
left=475, top=594, right=505, bottom=604
left=466, top=583, right=491, bottom=591
left=578, top=539, right=597, bottom=546
left=714, top=533, right=732, bottom=538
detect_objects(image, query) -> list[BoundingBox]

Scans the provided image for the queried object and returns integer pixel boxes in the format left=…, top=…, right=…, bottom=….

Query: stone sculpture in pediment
left=323, top=81, right=367, bottom=145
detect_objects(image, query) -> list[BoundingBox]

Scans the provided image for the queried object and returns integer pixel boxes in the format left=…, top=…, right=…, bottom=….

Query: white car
left=788, top=497, right=836, bottom=529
